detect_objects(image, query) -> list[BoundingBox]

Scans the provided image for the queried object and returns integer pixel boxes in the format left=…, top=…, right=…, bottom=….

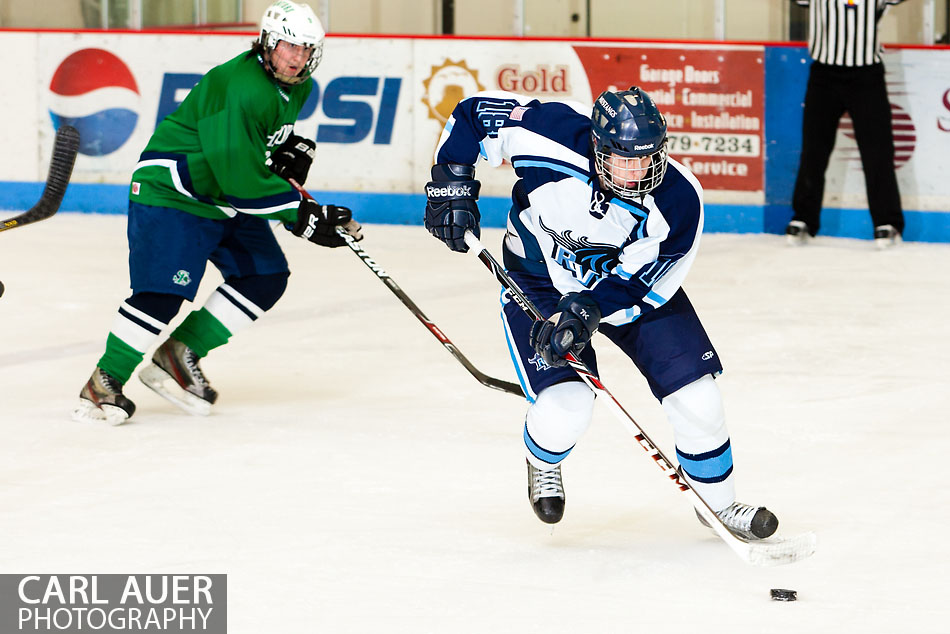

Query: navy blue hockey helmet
left=590, top=87, right=668, bottom=199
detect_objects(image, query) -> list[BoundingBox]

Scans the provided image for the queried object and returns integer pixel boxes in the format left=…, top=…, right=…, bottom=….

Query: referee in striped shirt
left=786, top=0, right=906, bottom=248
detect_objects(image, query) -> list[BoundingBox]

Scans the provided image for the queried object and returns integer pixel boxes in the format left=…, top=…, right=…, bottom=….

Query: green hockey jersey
left=129, top=50, right=312, bottom=224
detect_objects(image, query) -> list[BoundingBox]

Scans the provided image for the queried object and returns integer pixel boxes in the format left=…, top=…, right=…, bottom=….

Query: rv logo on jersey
left=538, top=217, right=620, bottom=288
left=48, top=48, right=140, bottom=156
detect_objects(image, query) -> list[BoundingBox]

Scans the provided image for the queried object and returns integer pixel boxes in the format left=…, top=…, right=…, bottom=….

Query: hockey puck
left=0, top=280, right=4, bottom=298
left=770, top=588, right=797, bottom=602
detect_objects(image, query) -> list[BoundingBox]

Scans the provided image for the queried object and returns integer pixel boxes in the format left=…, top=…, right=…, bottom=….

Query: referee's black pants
left=791, top=61, right=904, bottom=236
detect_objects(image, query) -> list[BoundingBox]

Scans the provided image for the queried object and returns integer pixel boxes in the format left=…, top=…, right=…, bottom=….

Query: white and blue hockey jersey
left=434, top=91, right=705, bottom=327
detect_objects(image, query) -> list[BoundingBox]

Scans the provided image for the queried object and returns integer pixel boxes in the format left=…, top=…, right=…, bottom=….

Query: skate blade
left=875, top=236, right=902, bottom=250
left=785, top=234, right=810, bottom=247
left=71, top=399, right=131, bottom=426
left=696, top=505, right=817, bottom=566
left=740, top=531, right=818, bottom=567
left=139, top=364, right=212, bottom=417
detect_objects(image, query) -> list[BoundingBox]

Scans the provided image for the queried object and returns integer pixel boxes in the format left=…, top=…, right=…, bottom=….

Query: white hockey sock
left=662, top=375, right=736, bottom=512
left=524, top=381, right=595, bottom=470
left=111, top=300, right=169, bottom=355
left=202, top=283, right=265, bottom=336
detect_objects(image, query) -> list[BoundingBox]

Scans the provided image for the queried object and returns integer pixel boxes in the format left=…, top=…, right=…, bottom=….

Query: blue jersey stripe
left=646, top=290, right=667, bottom=305
left=500, top=289, right=535, bottom=403
left=507, top=207, right=546, bottom=268
left=511, top=155, right=590, bottom=181
left=524, top=424, right=573, bottom=465
left=609, top=196, right=649, bottom=222
left=677, top=440, right=733, bottom=483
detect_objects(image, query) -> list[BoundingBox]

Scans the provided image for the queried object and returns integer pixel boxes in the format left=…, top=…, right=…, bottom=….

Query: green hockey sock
left=171, top=308, right=232, bottom=358
left=97, top=334, right=146, bottom=384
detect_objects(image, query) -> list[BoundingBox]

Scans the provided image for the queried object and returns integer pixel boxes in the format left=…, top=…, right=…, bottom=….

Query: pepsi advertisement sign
left=35, top=32, right=409, bottom=191
left=7, top=29, right=948, bottom=239
left=48, top=48, right=140, bottom=156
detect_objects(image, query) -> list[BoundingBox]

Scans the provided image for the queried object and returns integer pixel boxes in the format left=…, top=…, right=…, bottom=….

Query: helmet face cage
left=593, top=140, right=668, bottom=199
left=260, top=1, right=325, bottom=85
left=262, top=33, right=323, bottom=85
left=590, top=88, right=669, bottom=199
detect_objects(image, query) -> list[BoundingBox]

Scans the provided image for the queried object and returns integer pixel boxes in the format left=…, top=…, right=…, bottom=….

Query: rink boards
left=0, top=30, right=948, bottom=242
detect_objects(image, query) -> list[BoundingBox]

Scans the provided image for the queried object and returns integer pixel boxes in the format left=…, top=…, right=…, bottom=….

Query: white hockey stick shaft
left=462, top=230, right=815, bottom=566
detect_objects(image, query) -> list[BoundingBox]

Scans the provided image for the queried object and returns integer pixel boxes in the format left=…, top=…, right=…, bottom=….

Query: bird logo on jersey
left=538, top=217, right=620, bottom=288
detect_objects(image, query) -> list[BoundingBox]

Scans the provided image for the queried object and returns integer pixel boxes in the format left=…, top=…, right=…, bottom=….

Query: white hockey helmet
left=259, top=1, right=325, bottom=85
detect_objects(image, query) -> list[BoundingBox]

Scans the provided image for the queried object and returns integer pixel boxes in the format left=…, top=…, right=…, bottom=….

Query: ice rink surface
left=1, top=214, right=948, bottom=633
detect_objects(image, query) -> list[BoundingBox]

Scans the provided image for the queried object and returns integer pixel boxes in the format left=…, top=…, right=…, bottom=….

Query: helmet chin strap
left=595, top=169, right=613, bottom=196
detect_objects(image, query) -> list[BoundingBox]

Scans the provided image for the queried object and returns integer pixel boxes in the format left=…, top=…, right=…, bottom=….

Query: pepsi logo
left=48, top=48, right=140, bottom=156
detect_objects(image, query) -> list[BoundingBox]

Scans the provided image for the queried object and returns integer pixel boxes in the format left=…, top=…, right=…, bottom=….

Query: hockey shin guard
left=663, top=375, right=736, bottom=512
left=97, top=294, right=183, bottom=384
left=171, top=273, right=287, bottom=357
left=524, top=380, right=595, bottom=469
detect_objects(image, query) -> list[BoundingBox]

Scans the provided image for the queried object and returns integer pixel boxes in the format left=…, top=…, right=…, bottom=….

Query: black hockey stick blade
left=0, top=125, right=80, bottom=233
left=286, top=178, right=524, bottom=397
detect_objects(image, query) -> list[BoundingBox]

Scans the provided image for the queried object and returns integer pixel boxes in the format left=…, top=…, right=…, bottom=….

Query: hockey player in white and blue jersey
left=424, top=87, right=778, bottom=541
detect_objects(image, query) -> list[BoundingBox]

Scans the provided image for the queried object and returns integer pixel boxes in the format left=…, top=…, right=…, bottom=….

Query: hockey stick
left=0, top=125, right=80, bottom=233
left=286, top=178, right=524, bottom=397
left=462, top=230, right=816, bottom=566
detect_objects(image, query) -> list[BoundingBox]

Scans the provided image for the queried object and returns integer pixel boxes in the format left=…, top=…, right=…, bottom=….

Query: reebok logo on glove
left=426, top=184, right=474, bottom=198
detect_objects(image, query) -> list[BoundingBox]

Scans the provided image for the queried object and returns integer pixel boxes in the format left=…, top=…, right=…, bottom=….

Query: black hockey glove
left=529, top=293, right=601, bottom=367
left=424, top=163, right=480, bottom=253
left=268, top=134, right=316, bottom=184
left=288, top=199, right=363, bottom=248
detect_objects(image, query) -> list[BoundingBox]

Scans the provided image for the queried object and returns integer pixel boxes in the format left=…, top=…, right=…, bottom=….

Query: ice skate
left=784, top=220, right=811, bottom=246
left=139, top=338, right=218, bottom=416
left=527, top=459, right=565, bottom=524
left=873, top=224, right=902, bottom=250
left=73, top=367, right=136, bottom=425
left=696, top=502, right=779, bottom=540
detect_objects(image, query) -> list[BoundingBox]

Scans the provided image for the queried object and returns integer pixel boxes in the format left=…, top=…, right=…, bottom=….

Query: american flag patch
left=509, top=106, right=529, bottom=121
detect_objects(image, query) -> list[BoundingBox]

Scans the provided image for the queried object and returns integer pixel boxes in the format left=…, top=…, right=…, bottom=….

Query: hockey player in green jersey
left=73, top=0, right=361, bottom=425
